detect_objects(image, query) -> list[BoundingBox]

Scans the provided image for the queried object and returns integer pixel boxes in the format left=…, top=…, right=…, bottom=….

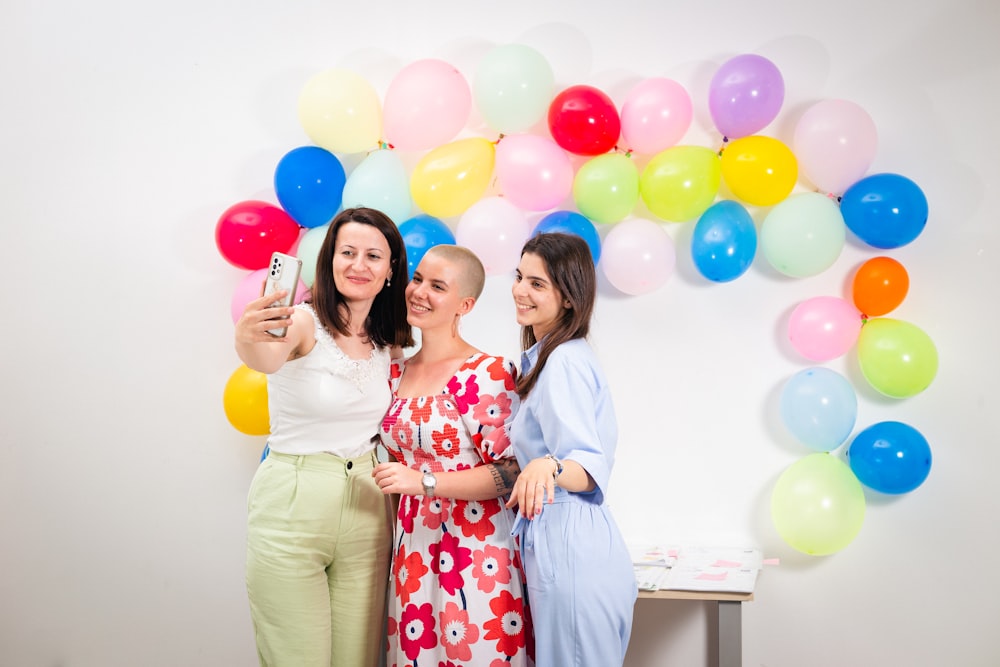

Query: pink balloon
left=494, top=133, right=574, bottom=211
left=793, top=99, right=878, bottom=196
left=620, top=78, right=693, bottom=155
left=600, top=217, right=676, bottom=295
left=231, top=268, right=309, bottom=324
left=382, top=59, right=471, bottom=151
left=788, top=296, right=864, bottom=361
left=455, top=196, right=532, bottom=275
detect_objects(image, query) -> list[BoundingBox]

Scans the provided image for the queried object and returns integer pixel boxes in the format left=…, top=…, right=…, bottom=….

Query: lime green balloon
left=857, top=318, right=939, bottom=398
left=573, top=153, right=639, bottom=223
left=771, top=453, right=866, bottom=556
left=639, top=145, right=721, bottom=222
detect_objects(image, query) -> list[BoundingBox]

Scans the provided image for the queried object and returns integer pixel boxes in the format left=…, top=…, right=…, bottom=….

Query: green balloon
left=771, top=453, right=866, bottom=556
left=473, top=44, right=554, bottom=134
left=639, top=145, right=721, bottom=222
left=573, top=153, right=639, bottom=223
left=857, top=318, right=938, bottom=398
left=760, top=193, right=846, bottom=277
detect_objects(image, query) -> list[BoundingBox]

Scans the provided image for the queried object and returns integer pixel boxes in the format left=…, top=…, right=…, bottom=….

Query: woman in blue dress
left=506, top=232, right=637, bottom=666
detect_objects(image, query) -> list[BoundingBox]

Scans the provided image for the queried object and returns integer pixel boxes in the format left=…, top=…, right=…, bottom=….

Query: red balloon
left=215, top=200, right=301, bottom=270
left=547, top=85, right=621, bottom=156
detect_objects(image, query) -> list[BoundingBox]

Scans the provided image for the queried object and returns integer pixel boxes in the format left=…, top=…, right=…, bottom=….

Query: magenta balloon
left=793, top=99, right=878, bottom=196
left=620, top=77, right=693, bottom=155
left=708, top=54, right=785, bottom=139
left=788, top=296, right=864, bottom=362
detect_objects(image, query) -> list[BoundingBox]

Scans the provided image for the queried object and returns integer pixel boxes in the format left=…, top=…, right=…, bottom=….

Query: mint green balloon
left=771, top=453, right=866, bottom=556
left=473, top=44, right=554, bottom=134
left=857, top=318, right=938, bottom=398
left=761, top=192, right=845, bottom=277
left=639, top=145, right=721, bottom=222
left=573, top=153, right=639, bottom=223
left=295, top=224, right=328, bottom=288
left=342, top=149, right=412, bottom=224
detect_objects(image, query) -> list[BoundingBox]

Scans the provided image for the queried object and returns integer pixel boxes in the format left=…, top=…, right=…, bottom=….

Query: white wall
left=2, top=1, right=997, bottom=665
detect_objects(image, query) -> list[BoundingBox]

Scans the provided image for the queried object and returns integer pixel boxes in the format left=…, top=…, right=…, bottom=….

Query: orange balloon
left=852, top=256, right=909, bottom=316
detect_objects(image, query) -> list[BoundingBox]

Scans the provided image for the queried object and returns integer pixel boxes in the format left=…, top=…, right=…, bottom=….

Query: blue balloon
left=274, top=146, right=346, bottom=228
left=779, top=367, right=857, bottom=451
left=847, top=421, right=932, bottom=494
left=840, top=173, right=928, bottom=249
left=398, top=214, right=456, bottom=279
left=691, top=200, right=757, bottom=282
left=260, top=443, right=270, bottom=462
left=532, top=210, right=602, bottom=265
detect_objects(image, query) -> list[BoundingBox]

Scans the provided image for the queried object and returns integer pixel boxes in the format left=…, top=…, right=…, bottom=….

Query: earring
left=386, top=277, right=391, bottom=288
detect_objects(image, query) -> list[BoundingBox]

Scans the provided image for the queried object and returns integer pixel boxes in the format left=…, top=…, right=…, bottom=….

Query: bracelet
left=544, top=454, right=563, bottom=477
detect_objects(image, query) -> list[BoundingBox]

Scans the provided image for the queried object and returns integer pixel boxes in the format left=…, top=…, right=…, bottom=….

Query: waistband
left=266, top=448, right=378, bottom=474
left=510, top=490, right=599, bottom=542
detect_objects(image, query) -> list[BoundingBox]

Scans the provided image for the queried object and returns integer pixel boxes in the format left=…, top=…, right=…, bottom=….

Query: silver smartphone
left=262, top=251, right=303, bottom=337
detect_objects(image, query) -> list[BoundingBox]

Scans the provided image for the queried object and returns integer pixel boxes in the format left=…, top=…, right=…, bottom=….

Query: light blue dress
left=510, top=338, right=637, bottom=667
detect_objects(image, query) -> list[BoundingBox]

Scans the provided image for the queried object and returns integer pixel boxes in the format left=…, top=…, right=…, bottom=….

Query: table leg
left=717, top=600, right=742, bottom=667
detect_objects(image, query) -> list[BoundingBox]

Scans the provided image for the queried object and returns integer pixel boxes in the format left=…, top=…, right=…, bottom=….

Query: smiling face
left=405, top=251, right=474, bottom=332
left=332, top=221, right=392, bottom=305
left=512, top=251, right=567, bottom=341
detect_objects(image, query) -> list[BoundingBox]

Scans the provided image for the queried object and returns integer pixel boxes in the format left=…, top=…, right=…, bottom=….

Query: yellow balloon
left=411, top=138, right=495, bottom=218
left=721, top=135, right=798, bottom=207
left=298, top=68, right=381, bottom=154
left=223, top=364, right=270, bottom=436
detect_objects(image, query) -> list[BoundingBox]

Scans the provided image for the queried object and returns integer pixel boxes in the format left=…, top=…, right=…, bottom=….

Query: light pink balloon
left=793, top=99, right=878, bottom=196
left=494, top=133, right=574, bottom=211
left=788, top=296, right=864, bottom=361
left=231, top=268, right=309, bottom=324
left=600, top=217, right=676, bottom=295
left=382, top=59, right=472, bottom=151
left=455, top=196, right=532, bottom=275
left=620, top=77, right=693, bottom=155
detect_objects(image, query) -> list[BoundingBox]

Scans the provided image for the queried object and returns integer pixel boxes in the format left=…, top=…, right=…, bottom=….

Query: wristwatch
left=422, top=471, right=437, bottom=498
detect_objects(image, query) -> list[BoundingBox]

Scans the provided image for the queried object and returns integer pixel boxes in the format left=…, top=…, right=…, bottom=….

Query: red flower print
left=438, top=601, right=480, bottom=661
left=409, top=395, right=434, bottom=424
left=431, top=423, right=462, bottom=459
left=436, top=395, right=460, bottom=421
left=429, top=532, right=472, bottom=595
left=391, top=362, right=403, bottom=381
left=399, top=602, right=437, bottom=660
left=471, top=544, right=512, bottom=594
left=394, top=545, right=428, bottom=607
left=419, top=496, right=448, bottom=531
left=390, top=419, right=414, bottom=455
left=486, top=356, right=516, bottom=391
left=447, top=375, right=480, bottom=414
left=483, top=590, right=527, bottom=656
left=383, top=398, right=404, bottom=432
left=472, top=392, right=512, bottom=428
left=399, top=494, right=420, bottom=534
left=452, top=499, right=500, bottom=540
left=412, top=447, right=435, bottom=468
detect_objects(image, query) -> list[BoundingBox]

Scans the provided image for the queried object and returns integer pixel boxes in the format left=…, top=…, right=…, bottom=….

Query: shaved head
left=424, top=244, right=486, bottom=299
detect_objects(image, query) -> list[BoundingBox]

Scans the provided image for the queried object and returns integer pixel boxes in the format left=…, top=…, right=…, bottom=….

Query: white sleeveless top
left=265, top=303, right=392, bottom=458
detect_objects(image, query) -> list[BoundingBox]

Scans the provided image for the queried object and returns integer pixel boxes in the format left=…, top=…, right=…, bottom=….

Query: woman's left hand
left=372, top=462, right=421, bottom=496
left=505, top=456, right=558, bottom=518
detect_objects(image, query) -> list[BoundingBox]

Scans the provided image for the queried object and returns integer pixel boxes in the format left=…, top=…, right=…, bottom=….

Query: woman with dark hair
left=235, top=207, right=413, bottom=666
left=506, top=232, right=637, bottom=667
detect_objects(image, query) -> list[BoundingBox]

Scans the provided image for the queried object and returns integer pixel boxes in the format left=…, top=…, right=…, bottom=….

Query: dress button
left=346, top=461, right=353, bottom=470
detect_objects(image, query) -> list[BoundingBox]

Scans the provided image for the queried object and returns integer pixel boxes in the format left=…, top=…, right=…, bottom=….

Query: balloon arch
left=217, top=45, right=935, bottom=556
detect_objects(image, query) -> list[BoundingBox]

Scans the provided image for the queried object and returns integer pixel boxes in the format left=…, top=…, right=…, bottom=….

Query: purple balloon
left=708, top=54, right=785, bottom=139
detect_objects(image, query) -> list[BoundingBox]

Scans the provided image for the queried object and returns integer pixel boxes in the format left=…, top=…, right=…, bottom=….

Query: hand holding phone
left=262, top=252, right=303, bottom=337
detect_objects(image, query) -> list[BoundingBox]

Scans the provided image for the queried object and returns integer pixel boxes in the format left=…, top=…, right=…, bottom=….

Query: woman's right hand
left=235, top=290, right=296, bottom=346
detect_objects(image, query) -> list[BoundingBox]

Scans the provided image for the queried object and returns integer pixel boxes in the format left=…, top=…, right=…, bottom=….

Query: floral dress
left=380, top=352, right=532, bottom=667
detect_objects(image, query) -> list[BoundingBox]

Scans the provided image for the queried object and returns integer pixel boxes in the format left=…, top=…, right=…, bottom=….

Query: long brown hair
left=309, top=207, right=414, bottom=348
left=516, top=232, right=596, bottom=398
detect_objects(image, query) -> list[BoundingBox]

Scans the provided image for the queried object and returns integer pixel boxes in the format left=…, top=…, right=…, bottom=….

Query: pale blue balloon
left=342, top=150, right=412, bottom=224
left=780, top=367, right=857, bottom=451
left=760, top=192, right=845, bottom=277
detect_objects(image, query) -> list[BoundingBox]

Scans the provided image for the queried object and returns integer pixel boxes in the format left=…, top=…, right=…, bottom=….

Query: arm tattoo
left=489, top=459, right=521, bottom=494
